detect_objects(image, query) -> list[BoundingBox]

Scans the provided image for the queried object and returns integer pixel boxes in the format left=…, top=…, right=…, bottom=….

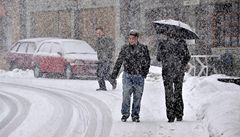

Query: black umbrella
left=153, top=19, right=199, bottom=40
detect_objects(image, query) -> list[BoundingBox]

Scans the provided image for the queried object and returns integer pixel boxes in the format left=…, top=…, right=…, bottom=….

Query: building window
left=212, top=2, right=240, bottom=47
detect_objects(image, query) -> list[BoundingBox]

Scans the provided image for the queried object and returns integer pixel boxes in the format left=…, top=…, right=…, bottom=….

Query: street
left=0, top=68, right=210, bottom=137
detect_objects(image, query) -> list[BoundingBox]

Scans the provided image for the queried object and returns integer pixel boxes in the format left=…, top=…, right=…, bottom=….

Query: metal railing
left=188, top=55, right=221, bottom=76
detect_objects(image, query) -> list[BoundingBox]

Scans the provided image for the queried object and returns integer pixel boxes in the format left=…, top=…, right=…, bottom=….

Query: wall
left=25, top=0, right=120, bottom=48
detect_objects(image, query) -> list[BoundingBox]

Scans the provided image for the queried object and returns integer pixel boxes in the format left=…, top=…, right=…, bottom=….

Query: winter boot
left=176, top=116, right=182, bottom=121
left=132, top=117, right=140, bottom=122
left=121, top=115, right=128, bottom=122
left=168, top=118, right=175, bottom=123
left=96, top=88, right=107, bottom=91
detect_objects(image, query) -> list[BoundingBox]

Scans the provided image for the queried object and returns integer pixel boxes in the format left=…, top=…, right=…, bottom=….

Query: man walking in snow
left=111, top=29, right=151, bottom=122
left=95, top=27, right=117, bottom=91
left=156, top=32, right=191, bottom=123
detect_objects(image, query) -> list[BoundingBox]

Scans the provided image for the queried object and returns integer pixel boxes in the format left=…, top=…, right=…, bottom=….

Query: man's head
left=128, top=29, right=139, bottom=45
left=95, top=27, right=105, bottom=38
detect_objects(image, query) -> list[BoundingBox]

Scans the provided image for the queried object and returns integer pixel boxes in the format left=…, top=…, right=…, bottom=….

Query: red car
left=32, top=39, right=98, bottom=79
left=5, top=38, right=53, bottom=70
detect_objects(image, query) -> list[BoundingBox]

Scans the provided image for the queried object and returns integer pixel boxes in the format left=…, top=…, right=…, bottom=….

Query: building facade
left=1, top=0, right=121, bottom=50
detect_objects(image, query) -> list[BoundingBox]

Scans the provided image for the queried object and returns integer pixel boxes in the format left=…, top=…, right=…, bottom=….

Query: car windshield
left=63, top=41, right=95, bottom=54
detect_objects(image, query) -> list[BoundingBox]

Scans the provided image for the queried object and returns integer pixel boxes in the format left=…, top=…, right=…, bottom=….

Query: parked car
left=32, top=39, right=98, bottom=79
left=5, top=38, right=54, bottom=70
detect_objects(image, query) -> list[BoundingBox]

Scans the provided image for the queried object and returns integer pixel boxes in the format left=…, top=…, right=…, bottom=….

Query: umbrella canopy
left=153, top=19, right=199, bottom=40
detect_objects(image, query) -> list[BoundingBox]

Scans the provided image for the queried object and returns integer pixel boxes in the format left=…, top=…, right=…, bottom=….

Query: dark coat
left=112, top=43, right=151, bottom=79
left=156, top=38, right=190, bottom=77
left=96, top=36, right=115, bottom=63
left=96, top=36, right=115, bottom=78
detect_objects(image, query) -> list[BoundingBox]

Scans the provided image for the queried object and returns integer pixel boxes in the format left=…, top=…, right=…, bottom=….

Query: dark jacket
left=96, top=36, right=115, bottom=63
left=96, top=36, right=115, bottom=78
left=112, top=43, right=151, bottom=78
left=157, top=38, right=190, bottom=75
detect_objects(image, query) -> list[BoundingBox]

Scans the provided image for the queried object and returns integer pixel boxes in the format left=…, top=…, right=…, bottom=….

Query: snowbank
left=0, top=69, right=34, bottom=78
left=185, top=75, right=240, bottom=137
left=120, top=66, right=240, bottom=137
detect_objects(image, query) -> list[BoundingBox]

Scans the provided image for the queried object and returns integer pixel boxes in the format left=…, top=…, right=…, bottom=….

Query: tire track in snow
left=0, top=93, right=17, bottom=129
left=0, top=90, right=31, bottom=137
left=0, top=82, right=112, bottom=137
left=0, top=83, right=87, bottom=137
left=40, top=86, right=113, bottom=137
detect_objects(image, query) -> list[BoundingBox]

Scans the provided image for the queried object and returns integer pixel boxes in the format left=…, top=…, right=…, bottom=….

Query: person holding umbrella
left=153, top=19, right=196, bottom=122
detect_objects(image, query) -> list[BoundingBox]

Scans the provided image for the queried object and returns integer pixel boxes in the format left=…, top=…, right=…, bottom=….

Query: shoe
left=132, top=117, right=140, bottom=122
left=96, top=88, right=107, bottom=91
left=121, top=115, right=128, bottom=122
left=168, top=118, right=175, bottom=123
left=112, top=80, right=117, bottom=90
left=176, top=117, right=182, bottom=121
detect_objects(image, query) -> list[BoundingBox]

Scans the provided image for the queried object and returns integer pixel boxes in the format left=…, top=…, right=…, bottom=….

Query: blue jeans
left=121, top=72, right=144, bottom=118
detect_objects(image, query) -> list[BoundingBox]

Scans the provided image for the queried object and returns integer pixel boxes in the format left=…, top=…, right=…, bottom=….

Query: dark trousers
left=162, top=72, right=184, bottom=120
left=97, top=62, right=115, bottom=89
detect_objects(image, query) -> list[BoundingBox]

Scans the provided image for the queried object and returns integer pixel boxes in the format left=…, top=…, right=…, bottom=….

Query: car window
left=27, top=42, right=36, bottom=53
left=17, top=43, right=28, bottom=53
left=50, top=42, right=62, bottom=54
left=38, top=43, right=51, bottom=54
left=10, top=42, right=20, bottom=52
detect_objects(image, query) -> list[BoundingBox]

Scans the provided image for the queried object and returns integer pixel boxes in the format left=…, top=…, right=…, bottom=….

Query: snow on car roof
left=42, top=39, right=96, bottom=53
left=19, top=37, right=56, bottom=42
left=42, top=39, right=86, bottom=43
left=18, top=37, right=57, bottom=43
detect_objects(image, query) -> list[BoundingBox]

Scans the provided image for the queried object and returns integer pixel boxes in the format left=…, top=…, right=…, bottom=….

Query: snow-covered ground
left=0, top=66, right=240, bottom=137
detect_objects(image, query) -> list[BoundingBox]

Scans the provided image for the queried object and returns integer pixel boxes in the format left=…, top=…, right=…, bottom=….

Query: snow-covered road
left=1, top=68, right=239, bottom=137
left=0, top=82, right=112, bottom=137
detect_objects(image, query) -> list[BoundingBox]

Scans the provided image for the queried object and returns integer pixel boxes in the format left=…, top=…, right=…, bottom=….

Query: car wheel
left=34, top=65, right=43, bottom=78
left=65, top=65, right=73, bottom=79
